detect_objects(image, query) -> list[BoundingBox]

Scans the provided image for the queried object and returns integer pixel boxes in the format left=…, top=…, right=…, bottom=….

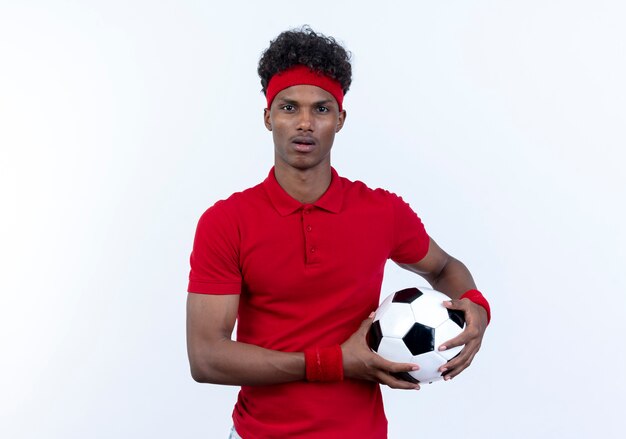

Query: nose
left=297, top=110, right=314, bottom=131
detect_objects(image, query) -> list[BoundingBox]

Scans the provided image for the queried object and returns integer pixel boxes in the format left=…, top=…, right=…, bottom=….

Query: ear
left=263, top=108, right=272, bottom=131
left=335, top=109, right=347, bottom=133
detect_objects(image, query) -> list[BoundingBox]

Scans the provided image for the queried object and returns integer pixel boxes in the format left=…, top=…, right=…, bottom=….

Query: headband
left=265, top=65, right=344, bottom=111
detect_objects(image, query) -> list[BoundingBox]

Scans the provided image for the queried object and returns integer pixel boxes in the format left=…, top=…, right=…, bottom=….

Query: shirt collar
left=262, top=167, right=344, bottom=216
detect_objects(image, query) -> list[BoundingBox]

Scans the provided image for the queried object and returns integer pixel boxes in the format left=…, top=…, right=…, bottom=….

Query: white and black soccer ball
left=367, top=287, right=466, bottom=384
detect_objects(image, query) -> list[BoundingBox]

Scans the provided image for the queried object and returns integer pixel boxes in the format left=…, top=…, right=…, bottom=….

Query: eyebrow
left=277, top=98, right=335, bottom=106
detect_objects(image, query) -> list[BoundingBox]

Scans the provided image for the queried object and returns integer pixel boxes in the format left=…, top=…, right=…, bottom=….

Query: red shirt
left=188, top=168, right=429, bottom=438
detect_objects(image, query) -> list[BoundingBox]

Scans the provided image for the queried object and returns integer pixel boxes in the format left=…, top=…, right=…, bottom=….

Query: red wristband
left=305, top=345, right=344, bottom=382
left=460, top=289, right=491, bottom=324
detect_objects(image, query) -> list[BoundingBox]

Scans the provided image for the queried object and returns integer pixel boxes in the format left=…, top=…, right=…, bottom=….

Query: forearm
left=397, top=240, right=489, bottom=379
left=186, top=293, right=422, bottom=390
left=188, top=337, right=305, bottom=386
left=426, top=256, right=477, bottom=300
left=398, top=255, right=476, bottom=300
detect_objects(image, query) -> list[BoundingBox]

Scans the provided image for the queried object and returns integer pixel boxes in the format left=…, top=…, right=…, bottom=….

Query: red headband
left=265, top=65, right=344, bottom=111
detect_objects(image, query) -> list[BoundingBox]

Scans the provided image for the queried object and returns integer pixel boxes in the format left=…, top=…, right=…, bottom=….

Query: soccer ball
left=367, top=287, right=466, bottom=384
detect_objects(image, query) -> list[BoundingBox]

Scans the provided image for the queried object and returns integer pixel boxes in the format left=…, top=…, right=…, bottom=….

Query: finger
left=442, top=354, right=475, bottom=380
left=439, top=345, right=479, bottom=379
left=438, top=331, right=471, bottom=351
left=438, top=322, right=480, bottom=351
left=373, top=355, right=420, bottom=375
left=440, top=352, right=468, bottom=375
left=368, top=352, right=422, bottom=388
left=376, top=370, right=420, bottom=390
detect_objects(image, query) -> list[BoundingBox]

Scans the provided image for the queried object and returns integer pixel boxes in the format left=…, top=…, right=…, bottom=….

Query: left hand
left=437, top=298, right=488, bottom=380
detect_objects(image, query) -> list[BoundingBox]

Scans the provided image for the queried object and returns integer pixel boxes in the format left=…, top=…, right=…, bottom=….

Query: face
left=264, top=84, right=346, bottom=173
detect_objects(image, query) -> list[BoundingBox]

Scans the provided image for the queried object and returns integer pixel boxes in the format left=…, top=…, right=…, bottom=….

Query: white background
left=1, top=1, right=625, bottom=438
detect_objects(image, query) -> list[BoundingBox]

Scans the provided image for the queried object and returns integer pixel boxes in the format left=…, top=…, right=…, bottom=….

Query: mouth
left=292, top=136, right=316, bottom=152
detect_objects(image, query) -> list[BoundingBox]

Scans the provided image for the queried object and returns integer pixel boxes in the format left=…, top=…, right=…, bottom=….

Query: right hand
left=341, top=313, right=421, bottom=390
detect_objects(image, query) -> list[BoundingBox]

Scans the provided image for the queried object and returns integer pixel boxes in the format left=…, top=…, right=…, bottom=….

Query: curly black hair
left=258, top=26, right=352, bottom=95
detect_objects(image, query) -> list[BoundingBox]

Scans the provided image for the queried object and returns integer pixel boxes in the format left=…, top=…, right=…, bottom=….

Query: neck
left=274, top=164, right=332, bottom=204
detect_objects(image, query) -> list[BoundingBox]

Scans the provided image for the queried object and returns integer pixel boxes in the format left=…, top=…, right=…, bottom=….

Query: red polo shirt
left=188, top=168, right=429, bottom=439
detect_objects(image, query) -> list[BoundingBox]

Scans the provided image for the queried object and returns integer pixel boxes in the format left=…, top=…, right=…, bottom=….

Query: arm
left=186, top=293, right=304, bottom=385
left=397, top=237, right=488, bottom=380
left=186, top=292, right=422, bottom=389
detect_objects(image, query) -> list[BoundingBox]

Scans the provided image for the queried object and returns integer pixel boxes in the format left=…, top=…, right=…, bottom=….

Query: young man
left=186, top=27, right=490, bottom=439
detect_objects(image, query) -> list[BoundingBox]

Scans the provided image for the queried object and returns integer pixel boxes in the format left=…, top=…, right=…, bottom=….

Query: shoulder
left=338, top=173, right=406, bottom=207
left=195, top=182, right=267, bottom=236
left=335, top=173, right=423, bottom=227
left=201, top=181, right=265, bottom=217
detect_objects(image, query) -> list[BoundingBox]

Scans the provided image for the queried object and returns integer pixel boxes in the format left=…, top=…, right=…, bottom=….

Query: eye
left=317, top=106, right=329, bottom=113
left=281, top=104, right=295, bottom=112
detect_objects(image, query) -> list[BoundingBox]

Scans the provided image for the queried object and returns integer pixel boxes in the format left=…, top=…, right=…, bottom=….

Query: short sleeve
left=388, top=194, right=430, bottom=264
left=187, top=200, right=242, bottom=295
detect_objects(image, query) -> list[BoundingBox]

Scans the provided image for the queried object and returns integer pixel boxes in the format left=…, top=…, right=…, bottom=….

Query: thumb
left=443, top=299, right=464, bottom=310
left=358, top=311, right=376, bottom=332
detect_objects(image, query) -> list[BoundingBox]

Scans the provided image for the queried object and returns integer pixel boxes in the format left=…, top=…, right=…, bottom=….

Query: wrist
left=460, top=289, right=491, bottom=324
left=305, top=345, right=344, bottom=382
